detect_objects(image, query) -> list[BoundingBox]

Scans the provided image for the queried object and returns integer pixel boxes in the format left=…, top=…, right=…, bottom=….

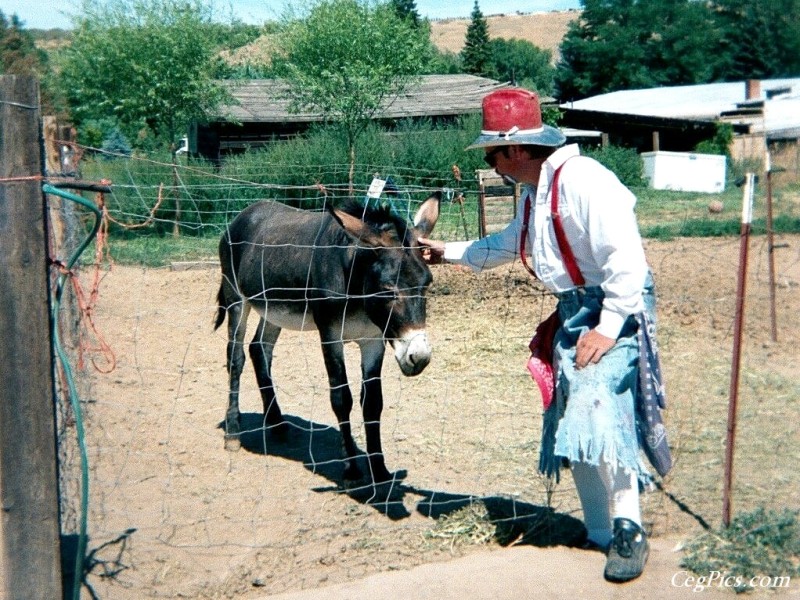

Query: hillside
left=429, top=9, right=581, bottom=61
left=222, top=9, right=581, bottom=69
left=33, top=10, right=581, bottom=69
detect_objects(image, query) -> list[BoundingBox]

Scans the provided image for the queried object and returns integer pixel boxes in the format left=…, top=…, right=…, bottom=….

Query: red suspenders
left=519, top=160, right=585, bottom=286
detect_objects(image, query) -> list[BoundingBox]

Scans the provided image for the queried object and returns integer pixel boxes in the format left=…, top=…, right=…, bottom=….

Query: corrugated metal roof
left=216, top=74, right=510, bottom=123
left=559, top=78, right=800, bottom=139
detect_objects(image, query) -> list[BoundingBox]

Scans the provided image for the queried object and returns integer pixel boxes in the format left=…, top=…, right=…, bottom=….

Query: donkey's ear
left=413, top=191, right=440, bottom=237
left=330, top=207, right=383, bottom=246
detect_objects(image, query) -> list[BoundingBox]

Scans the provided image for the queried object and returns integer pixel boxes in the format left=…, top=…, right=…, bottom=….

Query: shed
left=190, top=74, right=511, bottom=161
left=559, top=78, right=800, bottom=181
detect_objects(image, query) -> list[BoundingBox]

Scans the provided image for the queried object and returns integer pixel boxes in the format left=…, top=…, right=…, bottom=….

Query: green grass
left=681, top=508, right=800, bottom=594
left=93, top=234, right=219, bottom=267
left=634, top=183, right=800, bottom=240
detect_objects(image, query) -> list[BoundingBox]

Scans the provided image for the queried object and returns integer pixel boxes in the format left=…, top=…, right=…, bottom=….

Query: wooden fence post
left=0, top=76, right=64, bottom=599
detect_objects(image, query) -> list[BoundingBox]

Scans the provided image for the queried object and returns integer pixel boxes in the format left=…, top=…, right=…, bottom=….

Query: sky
left=3, top=0, right=582, bottom=30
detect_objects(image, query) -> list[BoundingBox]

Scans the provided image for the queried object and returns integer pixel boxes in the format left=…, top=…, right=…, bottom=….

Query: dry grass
left=73, top=235, right=800, bottom=598
left=221, top=10, right=582, bottom=69
left=429, top=10, right=580, bottom=60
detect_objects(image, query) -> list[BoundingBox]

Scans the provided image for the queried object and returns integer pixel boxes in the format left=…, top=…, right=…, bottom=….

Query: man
left=420, top=88, right=670, bottom=583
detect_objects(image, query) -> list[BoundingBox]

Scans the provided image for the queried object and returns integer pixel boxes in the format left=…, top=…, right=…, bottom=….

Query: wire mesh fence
left=49, top=148, right=800, bottom=598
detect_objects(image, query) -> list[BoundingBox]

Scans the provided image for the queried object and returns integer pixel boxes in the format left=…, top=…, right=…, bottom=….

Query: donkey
left=214, top=194, right=440, bottom=485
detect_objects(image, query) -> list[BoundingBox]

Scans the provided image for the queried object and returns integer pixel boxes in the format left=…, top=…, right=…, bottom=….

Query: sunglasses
left=483, top=146, right=507, bottom=168
left=484, top=145, right=552, bottom=168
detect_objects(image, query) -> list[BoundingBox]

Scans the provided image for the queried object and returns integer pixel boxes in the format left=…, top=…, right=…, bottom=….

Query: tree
left=487, top=38, right=555, bottom=95
left=555, top=0, right=726, bottom=100
left=389, top=0, right=421, bottom=27
left=0, top=11, right=62, bottom=114
left=275, top=0, right=429, bottom=193
left=423, top=47, right=463, bottom=75
left=461, top=1, right=491, bottom=76
left=710, top=0, right=800, bottom=80
left=0, top=11, right=45, bottom=75
left=58, top=0, right=232, bottom=152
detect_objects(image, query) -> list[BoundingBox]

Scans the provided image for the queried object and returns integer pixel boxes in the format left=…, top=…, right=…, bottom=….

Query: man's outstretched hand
left=418, top=236, right=444, bottom=265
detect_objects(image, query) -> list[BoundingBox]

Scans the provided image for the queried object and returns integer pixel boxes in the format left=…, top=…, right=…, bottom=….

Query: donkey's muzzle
left=394, top=329, right=431, bottom=376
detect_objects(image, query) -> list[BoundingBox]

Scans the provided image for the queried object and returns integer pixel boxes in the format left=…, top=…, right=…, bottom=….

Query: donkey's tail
left=214, top=282, right=227, bottom=331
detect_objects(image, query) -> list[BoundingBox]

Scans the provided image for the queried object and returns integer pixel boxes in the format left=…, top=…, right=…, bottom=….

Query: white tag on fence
left=366, top=178, right=386, bottom=199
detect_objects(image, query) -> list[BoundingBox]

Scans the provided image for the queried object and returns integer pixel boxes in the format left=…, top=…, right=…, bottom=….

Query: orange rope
left=0, top=174, right=45, bottom=183
left=50, top=182, right=118, bottom=374
left=52, top=259, right=116, bottom=374
left=103, top=183, right=165, bottom=229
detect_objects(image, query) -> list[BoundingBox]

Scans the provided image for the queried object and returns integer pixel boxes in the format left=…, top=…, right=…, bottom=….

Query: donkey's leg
left=358, top=337, right=391, bottom=484
left=249, top=317, right=287, bottom=436
left=224, top=301, right=251, bottom=451
left=319, top=335, right=362, bottom=481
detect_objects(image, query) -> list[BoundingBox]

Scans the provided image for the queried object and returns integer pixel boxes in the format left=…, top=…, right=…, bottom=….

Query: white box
left=641, top=151, right=727, bottom=193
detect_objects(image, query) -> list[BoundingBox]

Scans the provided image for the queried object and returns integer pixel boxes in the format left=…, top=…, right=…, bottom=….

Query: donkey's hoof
left=342, top=463, right=363, bottom=483
left=224, top=435, right=241, bottom=451
left=370, top=466, right=393, bottom=485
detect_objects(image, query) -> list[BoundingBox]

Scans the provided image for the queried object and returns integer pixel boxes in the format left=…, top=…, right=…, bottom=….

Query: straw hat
left=467, top=88, right=566, bottom=150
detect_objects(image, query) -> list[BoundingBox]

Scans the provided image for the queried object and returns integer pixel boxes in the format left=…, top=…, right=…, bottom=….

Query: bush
left=100, top=128, right=132, bottom=158
left=694, top=122, right=734, bottom=157
left=82, top=117, right=488, bottom=237
left=582, top=144, right=645, bottom=188
left=81, top=121, right=797, bottom=244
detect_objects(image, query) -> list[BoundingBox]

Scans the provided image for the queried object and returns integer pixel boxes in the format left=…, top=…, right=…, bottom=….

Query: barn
left=188, top=74, right=512, bottom=162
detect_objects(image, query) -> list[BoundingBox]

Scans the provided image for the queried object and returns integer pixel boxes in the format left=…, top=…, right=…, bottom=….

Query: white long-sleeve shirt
left=444, top=144, right=649, bottom=339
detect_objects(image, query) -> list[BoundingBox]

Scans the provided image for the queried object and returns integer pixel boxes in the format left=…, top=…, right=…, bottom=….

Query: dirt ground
left=68, top=234, right=799, bottom=599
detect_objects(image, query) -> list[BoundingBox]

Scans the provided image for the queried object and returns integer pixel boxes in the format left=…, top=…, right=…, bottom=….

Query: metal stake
left=722, top=172, right=755, bottom=528
left=765, top=150, right=783, bottom=342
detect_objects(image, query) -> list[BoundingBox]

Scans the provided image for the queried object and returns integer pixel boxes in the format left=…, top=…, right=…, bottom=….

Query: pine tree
left=461, top=0, right=490, bottom=76
left=0, top=11, right=46, bottom=76
left=389, top=0, right=420, bottom=27
left=0, top=11, right=61, bottom=115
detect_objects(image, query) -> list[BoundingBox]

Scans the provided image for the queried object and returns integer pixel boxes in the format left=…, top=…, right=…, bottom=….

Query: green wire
left=42, top=184, right=102, bottom=600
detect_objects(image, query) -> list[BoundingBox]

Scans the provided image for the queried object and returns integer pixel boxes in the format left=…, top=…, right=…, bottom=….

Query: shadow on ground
left=226, top=412, right=588, bottom=547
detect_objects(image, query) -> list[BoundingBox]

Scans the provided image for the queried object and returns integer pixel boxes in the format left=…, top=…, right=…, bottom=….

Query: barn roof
left=215, top=74, right=511, bottom=124
left=560, top=78, right=800, bottom=140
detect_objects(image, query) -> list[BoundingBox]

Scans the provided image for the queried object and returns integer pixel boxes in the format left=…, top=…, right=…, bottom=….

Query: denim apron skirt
left=539, top=275, right=657, bottom=484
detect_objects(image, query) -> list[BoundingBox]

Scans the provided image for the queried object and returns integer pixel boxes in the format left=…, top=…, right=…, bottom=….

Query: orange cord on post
left=51, top=257, right=117, bottom=374
left=49, top=181, right=117, bottom=374
left=0, top=174, right=45, bottom=183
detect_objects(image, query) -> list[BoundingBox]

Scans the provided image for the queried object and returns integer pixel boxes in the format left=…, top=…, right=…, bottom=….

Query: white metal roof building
left=558, top=78, right=800, bottom=179
left=560, top=78, right=800, bottom=139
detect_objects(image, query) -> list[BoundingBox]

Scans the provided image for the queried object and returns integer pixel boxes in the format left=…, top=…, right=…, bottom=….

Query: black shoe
left=604, top=518, right=649, bottom=583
